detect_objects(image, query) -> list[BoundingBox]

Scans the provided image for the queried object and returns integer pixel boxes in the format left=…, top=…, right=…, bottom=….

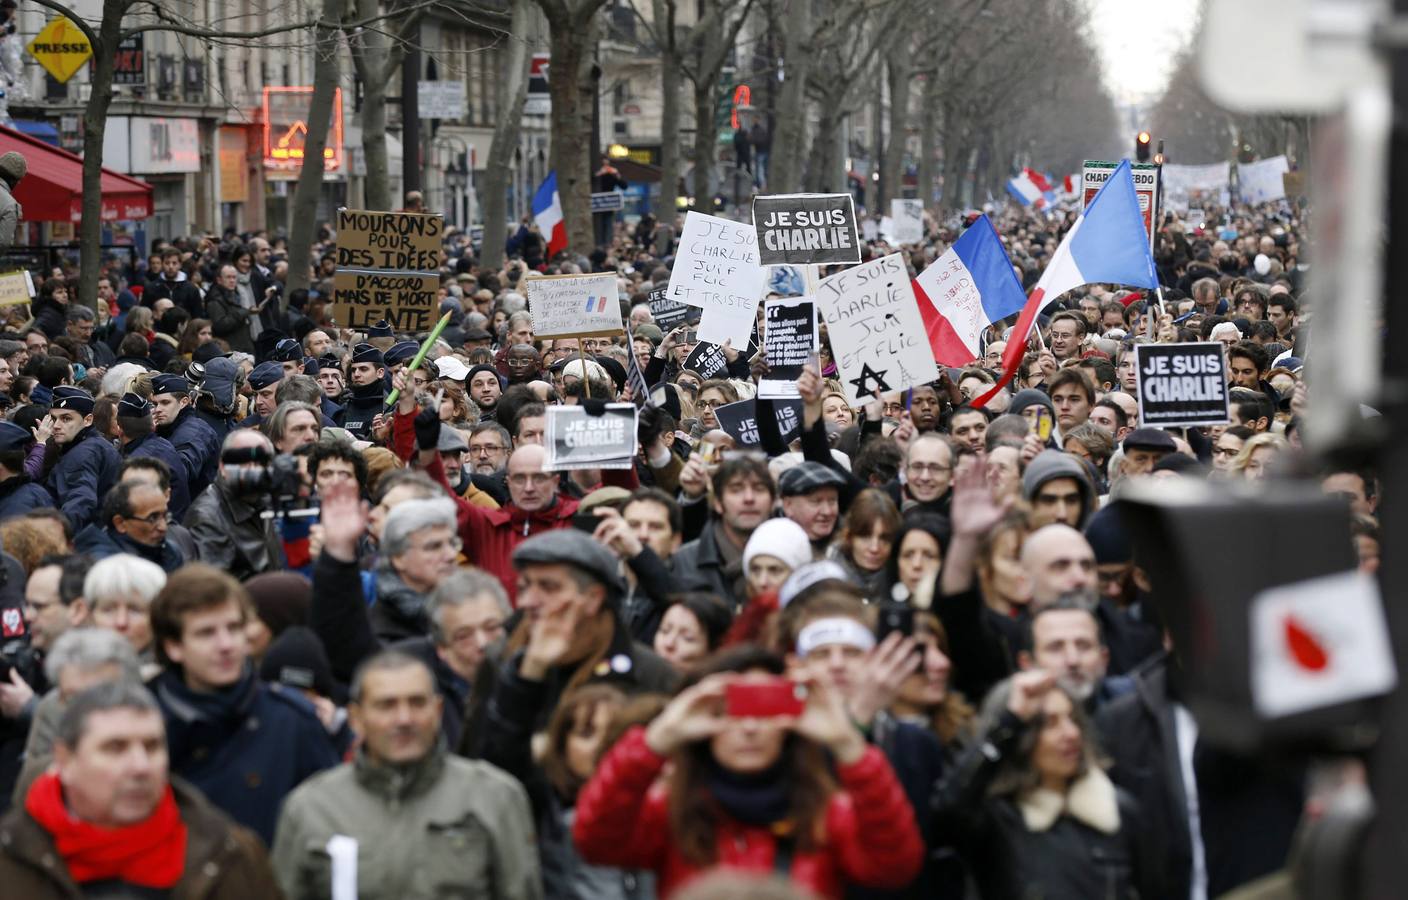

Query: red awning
left=0, top=123, right=152, bottom=223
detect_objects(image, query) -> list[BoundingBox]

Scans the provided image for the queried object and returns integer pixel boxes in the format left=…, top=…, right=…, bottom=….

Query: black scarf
left=705, top=757, right=792, bottom=828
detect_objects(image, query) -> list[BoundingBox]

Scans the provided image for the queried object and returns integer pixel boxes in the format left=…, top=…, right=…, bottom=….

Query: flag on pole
left=1006, top=168, right=1054, bottom=208
left=974, top=159, right=1159, bottom=409
left=532, top=171, right=568, bottom=259
left=912, top=215, right=1027, bottom=366
left=625, top=323, right=651, bottom=407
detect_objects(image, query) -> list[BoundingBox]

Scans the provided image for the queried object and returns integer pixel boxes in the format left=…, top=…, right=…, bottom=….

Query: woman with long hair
left=695, top=379, right=739, bottom=432
left=886, top=512, right=949, bottom=605
left=976, top=510, right=1030, bottom=621
left=176, top=318, right=214, bottom=358
left=933, top=671, right=1154, bottom=899
left=1231, top=432, right=1289, bottom=481
left=890, top=611, right=974, bottom=746
left=653, top=594, right=733, bottom=672
left=574, top=645, right=924, bottom=898
left=827, top=488, right=901, bottom=601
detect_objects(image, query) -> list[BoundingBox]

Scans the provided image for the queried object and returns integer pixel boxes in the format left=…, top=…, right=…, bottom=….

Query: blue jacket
left=44, top=427, right=121, bottom=531
left=158, top=406, right=221, bottom=500
left=73, top=523, right=185, bottom=573
left=0, top=474, right=52, bottom=522
left=122, top=432, right=191, bottom=518
left=151, top=666, right=340, bottom=845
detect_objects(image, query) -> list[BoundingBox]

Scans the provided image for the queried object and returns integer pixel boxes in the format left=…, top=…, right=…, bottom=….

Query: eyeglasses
left=412, top=536, right=463, bottom=554
left=470, top=444, right=506, bottom=455
left=1212, top=447, right=1241, bottom=458
left=122, top=510, right=167, bottom=526
left=696, top=398, right=721, bottom=409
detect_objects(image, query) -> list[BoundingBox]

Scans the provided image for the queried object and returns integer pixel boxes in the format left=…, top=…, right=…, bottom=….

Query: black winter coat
left=43, top=427, right=121, bottom=531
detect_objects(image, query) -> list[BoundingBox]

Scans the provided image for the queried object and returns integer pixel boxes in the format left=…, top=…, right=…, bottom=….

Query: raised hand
left=318, top=482, right=370, bottom=563
left=949, top=453, right=1009, bottom=538
left=1006, top=669, right=1057, bottom=721
left=790, top=677, right=867, bottom=765
left=846, top=631, right=922, bottom=728
left=644, top=674, right=735, bottom=755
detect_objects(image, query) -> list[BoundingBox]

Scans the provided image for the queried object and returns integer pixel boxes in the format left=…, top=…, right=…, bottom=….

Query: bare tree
left=346, top=0, right=427, bottom=212
left=480, top=0, right=538, bottom=268
left=767, top=0, right=811, bottom=193
left=531, top=0, right=609, bottom=255
left=286, top=0, right=348, bottom=294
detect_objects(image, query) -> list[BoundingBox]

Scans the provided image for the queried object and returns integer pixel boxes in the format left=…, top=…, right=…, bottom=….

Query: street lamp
left=608, top=143, right=630, bottom=159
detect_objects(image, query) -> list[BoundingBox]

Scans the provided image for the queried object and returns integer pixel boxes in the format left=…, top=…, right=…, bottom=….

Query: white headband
left=796, top=617, right=876, bottom=658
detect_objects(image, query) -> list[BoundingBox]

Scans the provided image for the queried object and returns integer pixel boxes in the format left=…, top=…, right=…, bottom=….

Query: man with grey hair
left=272, top=651, right=540, bottom=900
left=370, top=496, right=461, bottom=644
left=183, top=428, right=285, bottom=580
left=504, top=309, right=534, bottom=348
left=64, top=305, right=115, bottom=370
left=12, top=627, right=141, bottom=803
left=0, top=682, right=281, bottom=895
left=265, top=400, right=321, bottom=454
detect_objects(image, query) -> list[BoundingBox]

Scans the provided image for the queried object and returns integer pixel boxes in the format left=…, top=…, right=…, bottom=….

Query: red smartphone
left=725, top=679, right=807, bottom=718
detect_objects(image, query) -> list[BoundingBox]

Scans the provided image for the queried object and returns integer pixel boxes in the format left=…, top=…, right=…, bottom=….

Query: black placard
left=759, top=297, right=817, bottom=398
left=647, top=285, right=693, bottom=331
left=752, top=194, right=861, bottom=265
left=1134, top=342, right=1230, bottom=426
left=545, top=404, right=638, bottom=470
left=682, top=341, right=728, bottom=380
left=714, top=398, right=804, bottom=447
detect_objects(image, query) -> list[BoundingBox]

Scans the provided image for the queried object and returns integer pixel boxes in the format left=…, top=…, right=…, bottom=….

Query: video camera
left=220, top=444, right=318, bottom=520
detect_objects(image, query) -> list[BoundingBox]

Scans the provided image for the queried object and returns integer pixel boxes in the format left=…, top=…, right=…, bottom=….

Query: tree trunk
left=916, top=80, right=940, bottom=208
left=353, top=0, right=392, bottom=211
left=287, top=0, right=347, bottom=294
left=769, top=0, right=810, bottom=194
left=539, top=0, right=605, bottom=257
left=806, top=101, right=843, bottom=192
left=480, top=0, right=534, bottom=268
left=77, top=0, right=130, bottom=309
left=690, top=76, right=714, bottom=210
left=654, top=10, right=682, bottom=222
left=882, top=36, right=913, bottom=205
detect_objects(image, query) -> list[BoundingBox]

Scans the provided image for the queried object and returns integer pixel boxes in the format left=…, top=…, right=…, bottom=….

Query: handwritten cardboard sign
left=333, top=208, right=444, bottom=331
left=526, top=272, right=623, bottom=338
left=817, top=253, right=939, bottom=405
left=667, top=211, right=766, bottom=315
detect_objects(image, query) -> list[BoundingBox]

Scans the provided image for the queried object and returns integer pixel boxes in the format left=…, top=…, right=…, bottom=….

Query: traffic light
left=1136, top=131, right=1152, bottom=162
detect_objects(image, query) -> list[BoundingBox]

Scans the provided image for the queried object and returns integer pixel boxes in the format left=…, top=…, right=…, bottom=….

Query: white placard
left=525, top=272, right=623, bottom=338
left=418, top=80, right=468, bottom=119
left=697, top=305, right=753, bottom=349
left=816, top=253, right=939, bottom=405
left=1238, top=155, right=1291, bottom=205
left=1251, top=569, right=1397, bottom=718
left=666, top=212, right=766, bottom=320
left=891, top=199, right=924, bottom=244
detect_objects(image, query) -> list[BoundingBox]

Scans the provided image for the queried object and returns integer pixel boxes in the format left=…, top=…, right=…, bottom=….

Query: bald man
left=1019, top=524, right=1098, bottom=609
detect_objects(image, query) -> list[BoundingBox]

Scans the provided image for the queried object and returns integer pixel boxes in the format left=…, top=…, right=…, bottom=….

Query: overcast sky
left=1086, top=0, right=1203, bottom=103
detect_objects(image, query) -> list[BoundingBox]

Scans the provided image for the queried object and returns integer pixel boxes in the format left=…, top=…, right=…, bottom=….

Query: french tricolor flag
left=974, top=160, right=1159, bottom=409
left=532, top=170, right=568, bottom=259
left=913, top=215, right=1027, bottom=366
left=1006, top=168, right=1053, bottom=208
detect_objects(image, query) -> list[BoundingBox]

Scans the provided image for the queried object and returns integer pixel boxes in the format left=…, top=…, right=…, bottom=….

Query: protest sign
left=891, top=199, right=924, bottom=244
left=1082, top=161, right=1158, bottom=247
left=334, top=209, right=444, bottom=331
left=647, top=285, right=693, bottom=331
left=526, top=272, right=622, bottom=338
left=682, top=341, right=729, bottom=379
left=668, top=212, right=765, bottom=348
left=816, top=253, right=939, bottom=405
left=0, top=270, right=34, bottom=306
left=1135, top=343, right=1230, bottom=426
left=714, top=398, right=805, bottom=447
left=1238, top=155, right=1291, bottom=205
left=1162, top=161, right=1231, bottom=212
left=544, top=404, right=638, bottom=470
left=759, top=297, right=817, bottom=399
left=752, top=194, right=861, bottom=265
left=860, top=218, right=879, bottom=242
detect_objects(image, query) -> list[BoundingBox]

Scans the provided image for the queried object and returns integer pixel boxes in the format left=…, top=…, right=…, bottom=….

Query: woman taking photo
left=827, top=488, right=901, bottom=602
left=889, top=611, right=974, bottom=746
left=933, top=671, right=1154, bottom=900
left=574, top=645, right=924, bottom=898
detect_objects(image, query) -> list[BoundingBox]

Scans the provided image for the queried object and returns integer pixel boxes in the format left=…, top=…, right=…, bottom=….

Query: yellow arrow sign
left=27, top=17, right=92, bottom=84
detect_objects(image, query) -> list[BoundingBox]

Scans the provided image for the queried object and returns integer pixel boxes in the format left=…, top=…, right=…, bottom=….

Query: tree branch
left=25, top=0, right=100, bottom=46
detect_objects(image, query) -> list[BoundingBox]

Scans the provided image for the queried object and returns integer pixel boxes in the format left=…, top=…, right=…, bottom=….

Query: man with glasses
left=73, top=480, right=185, bottom=572
left=1047, top=311, right=1087, bottom=363
left=899, top=433, right=955, bottom=516
left=468, top=422, right=511, bottom=476
left=504, top=344, right=543, bottom=384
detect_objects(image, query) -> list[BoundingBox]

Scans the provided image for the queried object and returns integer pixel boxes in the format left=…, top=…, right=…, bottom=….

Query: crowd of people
left=0, top=190, right=1367, bottom=900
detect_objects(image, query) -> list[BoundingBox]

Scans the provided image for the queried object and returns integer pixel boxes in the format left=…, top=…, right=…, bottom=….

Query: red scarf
left=24, top=772, right=188, bottom=888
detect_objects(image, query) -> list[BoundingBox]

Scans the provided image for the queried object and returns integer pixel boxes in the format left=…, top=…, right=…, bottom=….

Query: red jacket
left=574, top=726, right=924, bottom=899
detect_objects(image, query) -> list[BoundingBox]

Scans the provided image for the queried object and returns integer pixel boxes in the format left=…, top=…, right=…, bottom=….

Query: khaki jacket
left=271, top=743, right=542, bottom=900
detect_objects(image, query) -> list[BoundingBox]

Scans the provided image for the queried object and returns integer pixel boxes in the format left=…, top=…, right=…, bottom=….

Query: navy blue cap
left=302, top=356, right=321, bottom=376
left=116, top=392, right=152, bottom=418
left=249, top=361, right=284, bottom=390
left=351, top=343, right=384, bottom=368
left=385, top=340, right=419, bottom=365
left=271, top=338, right=302, bottom=362
left=0, top=421, right=31, bottom=452
left=30, top=384, right=52, bottom=407
left=367, top=320, right=394, bottom=338
left=51, top=386, right=94, bottom=415
left=151, top=373, right=190, bottom=397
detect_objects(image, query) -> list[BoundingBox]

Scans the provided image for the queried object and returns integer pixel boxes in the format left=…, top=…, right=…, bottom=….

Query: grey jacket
left=272, top=743, right=542, bottom=900
left=0, top=180, right=20, bottom=246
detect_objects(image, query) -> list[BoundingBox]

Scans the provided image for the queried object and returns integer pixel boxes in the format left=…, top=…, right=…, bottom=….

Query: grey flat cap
left=512, top=529, right=625, bottom=596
